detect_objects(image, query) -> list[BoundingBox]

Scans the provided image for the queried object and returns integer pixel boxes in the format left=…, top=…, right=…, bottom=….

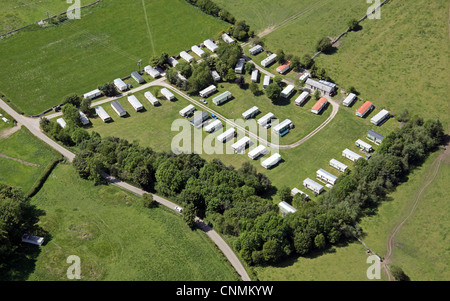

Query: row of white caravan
left=56, top=111, right=91, bottom=129
left=178, top=39, right=219, bottom=64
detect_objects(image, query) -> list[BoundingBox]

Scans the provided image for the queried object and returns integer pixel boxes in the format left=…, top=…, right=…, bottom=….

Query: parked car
left=175, top=206, right=182, bottom=213
left=211, top=114, right=218, bottom=119
left=200, top=98, right=207, bottom=104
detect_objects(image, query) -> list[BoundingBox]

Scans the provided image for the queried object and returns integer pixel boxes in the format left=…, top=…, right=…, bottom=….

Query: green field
left=0, top=0, right=227, bottom=115
left=0, top=127, right=58, bottom=193
left=0, top=107, right=14, bottom=130
left=315, top=0, right=449, bottom=126
left=25, top=164, right=239, bottom=281
left=0, top=0, right=70, bottom=35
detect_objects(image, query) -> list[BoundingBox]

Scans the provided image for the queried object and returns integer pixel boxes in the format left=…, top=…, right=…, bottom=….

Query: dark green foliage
left=100, top=82, right=118, bottom=97
left=265, top=83, right=281, bottom=102
left=62, top=93, right=81, bottom=107
left=316, top=37, right=333, bottom=53
left=230, top=20, right=251, bottom=41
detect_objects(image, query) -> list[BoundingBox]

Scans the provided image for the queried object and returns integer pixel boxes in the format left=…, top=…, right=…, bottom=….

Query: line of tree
left=184, top=0, right=235, bottom=24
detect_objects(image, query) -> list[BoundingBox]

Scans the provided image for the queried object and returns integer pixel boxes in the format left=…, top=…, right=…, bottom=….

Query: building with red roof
left=311, top=97, right=328, bottom=114
left=356, top=101, right=374, bottom=117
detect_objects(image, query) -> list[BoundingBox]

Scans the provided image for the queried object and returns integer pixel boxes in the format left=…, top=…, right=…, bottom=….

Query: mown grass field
left=26, top=164, right=239, bottom=281
left=0, top=0, right=70, bottom=35
left=0, top=107, right=14, bottom=130
left=316, top=0, right=449, bottom=126
left=0, top=127, right=59, bottom=193
left=0, top=0, right=227, bottom=115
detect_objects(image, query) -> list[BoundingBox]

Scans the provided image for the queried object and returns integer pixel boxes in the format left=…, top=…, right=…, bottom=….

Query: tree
left=347, top=18, right=360, bottom=31
left=277, top=186, right=292, bottom=204
left=290, top=56, right=302, bottom=72
left=230, top=20, right=250, bottom=41
left=275, top=49, right=285, bottom=64
left=265, top=83, right=281, bottom=102
left=62, top=103, right=82, bottom=127
left=149, top=56, right=160, bottom=67
left=390, top=265, right=410, bottom=281
left=225, top=68, right=236, bottom=82
left=249, top=82, right=259, bottom=95
left=244, top=62, right=254, bottom=74
left=79, top=97, right=92, bottom=116
left=141, top=193, right=158, bottom=209
left=316, top=37, right=333, bottom=53
left=182, top=203, right=197, bottom=229
left=293, top=230, right=312, bottom=255
left=314, top=233, right=326, bottom=249
left=63, top=93, right=81, bottom=106
left=262, top=239, right=283, bottom=263
left=314, top=89, right=321, bottom=100
left=302, top=54, right=314, bottom=69
left=101, top=82, right=118, bottom=97
left=176, top=61, right=193, bottom=78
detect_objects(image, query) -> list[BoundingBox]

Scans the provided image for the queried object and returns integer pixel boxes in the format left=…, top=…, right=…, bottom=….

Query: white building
left=371, top=109, right=390, bottom=126
left=144, top=91, right=159, bottom=106
left=251, top=69, right=259, bottom=82
left=242, top=106, right=259, bottom=120
left=79, top=111, right=90, bottom=125
left=261, top=53, right=277, bottom=67
left=179, top=104, right=196, bottom=117
left=329, top=158, right=348, bottom=172
left=168, top=57, right=179, bottom=67
left=235, top=58, right=245, bottom=74
left=56, top=118, right=66, bottom=129
left=222, top=33, right=235, bottom=44
left=114, top=78, right=127, bottom=92
left=217, top=128, right=236, bottom=143
left=180, top=51, right=194, bottom=63
left=248, top=144, right=268, bottom=160
left=294, top=91, right=310, bottom=106
left=303, top=178, right=324, bottom=194
left=278, top=201, right=297, bottom=217
left=257, top=112, right=275, bottom=127
left=161, top=88, right=175, bottom=101
left=305, top=78, right=334, bottom=95
left=95, top=106, right=111, bottom=122
left=231, top=136, right=251, bottom=153
left=204, top=39, right=218, bottom=52
left=342, top=148, right=362, bottom=162
left=343, top=93, right=357, bottom=107
left=261, top=153, right=282, bottom=169
left=291, top=188, right=310, bottom=200
left=144, top=65, right=161, bottom=78
left=272, top=119, right=293, bottom=136
left=263, top=75, right=271, bottom=88
left=249, top=44, right=263, bottom=55
left=356, top=139, right=373, bottom=152
left=204, top=119, right=222, bottom=133
left=191, top=45, right=205, bottom=57
left=199, top=85, right=217, bottom=98
left=127, top=95, right=144, bottom=112
left=211, top=70, right=221, bottom=82
left=21, top=234, right=44, bottom=246
left=281, top=85, right=295, bottom=98
left=83, top=89, right=102, bottom=100
left=316, top=168, right=338, bottom=185
left=299, top=72, right=310, bottom=82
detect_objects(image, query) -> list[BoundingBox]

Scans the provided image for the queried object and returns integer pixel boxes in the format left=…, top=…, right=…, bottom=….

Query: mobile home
left=191, top=45, right=205, bottom=57
left=144, top=91, right=159, bottom=106
left=257, top=112, right=275, bottom=127
left=261, top=153, right=282, bottom=169
left=217, top=128, right=236, bottom=143
left=242, top=106, right=259, bottom=120
left=199, top=85, right=217, bottom=98
left=263, top=75, right=271, bottom=88
left=316, top=169, right=338, bottom=185
left=249, top=44, right=263, bottom=55
left=79, top=111, right=90, bottom=125
left=168, top=57, right=179, bottom=67
left=305, top=78, right=334, bottom=95
left=56, top=118, right=66, bottom=129
left=231, top=136, right=251, bottom=153
left=144, top=65, right=160, bottom=78
left=114, top=78, right=127, bottom=92
left=131, top=71, right=145, bottom=84
left=278, top=201, right=297, bottom=217
left=204, top=39, right=218, bottom=52
left=294, top=91, right=310, bottom=106
left=291, top=188, right=310, bottom=200
left=276, top=61, right=291, bottom=74
left=311, top=97, right=328, bottom=114
left=211, top=70, right=221, bottom=82
left=222, top=33, right=235, bottom=44
left=161, top=88, right=175, bottom=101
left=342, top=148, right=362, bottom=162
left=95, top=106, right=111, bottom=122
left=343, top=93, right=357, bottom=107
left=127, top=95, right=144, bottom=112
left=235, top=58, right=245, bottom=74
left=272, top=119, right=293, bottom=136
left=190, top=111, right=209, bottom=128
left=261, top=53, right=277, bottom=67
left=204, top=119, right=222, bottom=133
left=212, top=91, right=232, bottom=105
left=83, top=89, right=102, bottom=100
left=367, top=129, right=384, bottom=144
left=329, top=158, right=348, bottom=172
left=303, top=178, right=324, bottom=195
left=281, top=85, right=295, bottom=98
left=179, top=104, right=196, bottom=117
left=111, top=100, right=127, bottom=117
left=248, top=145, right=268, bottom=160
left=356, top=139, right=373, bottom=152
left=356, top=101, right=374, bottom=118
left=251, top=69, right=259, bottom=82
left=371, top=109, right=390, bottom=126
left=180, top=51, right=194, bottom=63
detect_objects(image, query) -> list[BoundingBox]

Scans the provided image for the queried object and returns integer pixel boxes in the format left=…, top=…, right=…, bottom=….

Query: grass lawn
left=0, top=127, right=59, bottom=193
left=0, top=0, right=70, bottom=35
left=0, top=107, right=14, bottom=130
left=0, top=0, right=227, bottom=115
left=315, top=0, right=450, bottom=126
left=25, top=164, right=239, bottom=281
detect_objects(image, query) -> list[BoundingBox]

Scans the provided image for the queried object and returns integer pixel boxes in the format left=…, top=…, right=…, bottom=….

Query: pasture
left=0, top=0, right=227, bottom=115
left=25, top=164, right=239, bottom=281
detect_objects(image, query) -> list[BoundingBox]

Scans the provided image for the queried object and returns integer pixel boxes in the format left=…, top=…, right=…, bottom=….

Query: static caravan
left=272, top=119, right=293, bottom=136
left=179, top=104, right=196, bottom=117
left=261, top=53, right=277, bottom=67
left=251, top=69, right=259, bottom=82
left=222, top=33, right=235, bottom=44
left=161, top=88, right=175, bottom=101
left=114, top=78, right=127, bottom=92
left=356, top=139, right=373, bottom=152
left=248, top=145, right=268, bottom=160
left=144, top=91, right=159, bottom=106
left=21, top=234, right=44, bottom=246
left=235, top=58, right=245, bottom=74
left=367, top=129, right=384, bottom=144
left=95, top=106, right=111, bottom=122
left=299, top=72, right=310, bottom=82
left=316, top=169, right=338, bottom=185
left=168, top=57, right=179, bottom=67
left=231, top=136, right=251, bottom=153
left=329, top=158, right=348, bottom=172
left=180, top=51, right=194, bottom=63
left=261, top=153, right=282, bottom=169
left=242, top=106, right=259, bottom=120
left=343, top=93, right=357, bottom=107
left=291, top=188, right=310, bottom=200
left=212, top=91, right=232, bottom=105
left=211, top=70, right=221, bottom=82
left=263, top=75, right=271, bottom=88
left=303, top=178, right=324, bottom=195
left=371, top=109, right=390, bottom=126
left=276, top=61, right=291, bottom=74
left=217, top=128, right=236, bottom=143
left=131, top=71, right=145, bottom=84
left=356, top=101, right=374, bottom=118
left=128, top=95, right=144, bottom=112
left=79, top=111, right=90, bottom=126
left=191, top=45, right=205, bottom=57
left=257, top=112, right=275, bottom=127
left=294, top=91, right=310, bottom=106
left=111, top=100, right=127, bottom=117
left=190, top=111, right=209, bottom=128
left=204, top=39, right=218, bottom=52
left=83, top=89, right=102, bottom=100
left=249, top=44, right=263, bottom=55
left=56, top=118, right=66, bottom=129
left=281, top=85, right=295, bottom=98
left=144, top=65, right=160, bottom=78
left=305, top=78, right=334, bottom=95
left=278, top=201, right=297, bottom=217
left=342, top=148, right=362, bottom=162
left=199, top=85, right=217, bottom=98
left=311, top=97, right=328, bottom=114
left=204, top=119, right=222, bottom=133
